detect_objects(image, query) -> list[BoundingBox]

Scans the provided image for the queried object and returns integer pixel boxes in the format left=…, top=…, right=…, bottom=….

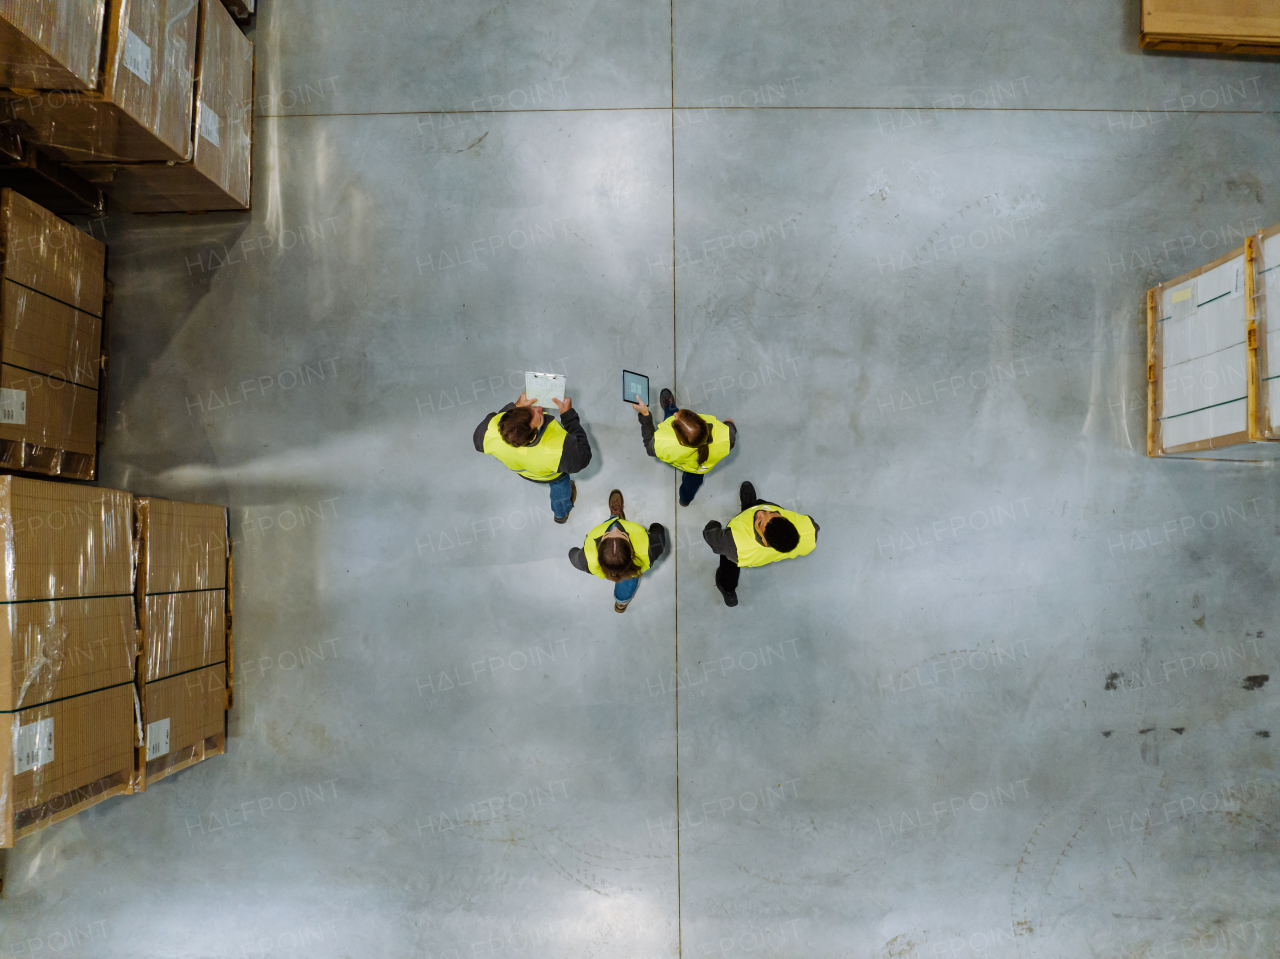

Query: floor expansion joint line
left=670, top=4, right=681, bottom=954
left=255, top=106, right=1280, bottom=120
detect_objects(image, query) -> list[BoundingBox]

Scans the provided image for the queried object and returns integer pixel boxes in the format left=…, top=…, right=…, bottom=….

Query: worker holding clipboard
left=629, top=377, right=736, bottom=507
left=472, top=375, right=591, bottom=524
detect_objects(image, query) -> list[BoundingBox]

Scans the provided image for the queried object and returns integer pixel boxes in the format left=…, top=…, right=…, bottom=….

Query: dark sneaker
left=678, top=496, right=691, bottom=508
left=614, top=600, right=630, bottom=614
left=608, top=489, right=625, bottom=520
left=716, top=581, right=738, bottom=607
left=660, top=388, right=675, bottom=409
left=554, top=481, right=577, bottom=524
left=739, top=481, right=757, bottom=511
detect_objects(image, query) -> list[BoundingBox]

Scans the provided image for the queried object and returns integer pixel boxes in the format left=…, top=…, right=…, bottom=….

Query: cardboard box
left=0, top=0, right=107, bottom=91
left=6, top=0, right=199, bottom=163
left=1, top=279, right=101, bottom=386
left=141, top=661, right=225, bottom=788
left=0, top=596, right=135, bottom=713
left=0, top=682, right=135, bottom=846
left=82, top=0, right=253, bottom=212
left=0, top=188, right=105, bottom=315
left=135, top=497, right=228, bottom=684
left=0, top=477, right=134, bottom=601
left=141, top=590, right=224, bottom=683
left=1148, top=230, right=1280, bottom=460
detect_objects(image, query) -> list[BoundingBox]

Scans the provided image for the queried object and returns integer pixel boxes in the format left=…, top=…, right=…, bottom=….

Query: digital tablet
left=623, top=370, right=649, bottom=406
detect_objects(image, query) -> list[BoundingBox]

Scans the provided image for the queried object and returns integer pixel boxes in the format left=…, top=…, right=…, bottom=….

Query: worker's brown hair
left=499, top=407, right=538, bottom=447
left=598, top=536, right=640, bottom=582
left=672, top=409, right=711, bottom=466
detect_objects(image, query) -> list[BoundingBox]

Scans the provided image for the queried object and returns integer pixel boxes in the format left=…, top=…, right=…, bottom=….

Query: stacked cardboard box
left=134, top=497, right=229, bottom=790
left=4, top=0, right=199, bottom=163
left=1147, top=222, right=1280, bottom=460
left=75, top=0, right=253, bottom=212
left=0, top=476, right=135, bottom=846
left=0, top=0, right=106, bottom=91
left=0, top=187, right=105, bottom=479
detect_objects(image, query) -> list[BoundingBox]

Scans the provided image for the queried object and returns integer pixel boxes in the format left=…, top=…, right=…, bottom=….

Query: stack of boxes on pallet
left=136, top=497, right=230, bottom=790
left=1147, top=222, right=1280, bottom=460
left=0, top=478, right=135, bottom=847
left=0, top=482, right=231, bottom=846
left=0, top=187, right=105, bottom=479
left=0, top=0, right=254, bottom=212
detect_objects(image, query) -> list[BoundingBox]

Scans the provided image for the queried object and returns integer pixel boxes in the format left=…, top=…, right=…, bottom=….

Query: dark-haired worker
left=702, top=482, right=818, bottom=607
left=568, top=489, right=667, bottom=613
left=631, top=387, right=735, bottom=506
left=473, top=392, right=591, bottom=524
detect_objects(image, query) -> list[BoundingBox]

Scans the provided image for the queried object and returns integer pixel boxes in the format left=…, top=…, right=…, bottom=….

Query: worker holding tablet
left=568, top=489, right=667, bottom=613
left=703, top=482, right=818, bottom=607
left=473, top=391, right=591, bottom=524
left=631, top=384, right=736, bottom=507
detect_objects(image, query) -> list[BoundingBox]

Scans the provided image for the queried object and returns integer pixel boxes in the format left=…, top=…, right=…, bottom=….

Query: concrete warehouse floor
left=3, top=2, right=1280, bottom=957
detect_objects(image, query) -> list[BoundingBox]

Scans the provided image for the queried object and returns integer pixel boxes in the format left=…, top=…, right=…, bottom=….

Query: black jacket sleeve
left=568, top=546, right=590, bottom=572
left=556, top=407, right=592, bottom=474
left=647, top=524, right=667, bottom=563
left=473, top=402, right=517, bottom=452
left=702, top=520, right=738, bottom=564
left=639, top=412, right=657, bottom=457
left=727, top=420, right=737, bottom=449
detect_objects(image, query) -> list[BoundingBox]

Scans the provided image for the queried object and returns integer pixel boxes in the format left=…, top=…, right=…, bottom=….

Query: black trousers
left=715, top=488, right=765, bottom=593
left=716, top=554, right=740, bottom=593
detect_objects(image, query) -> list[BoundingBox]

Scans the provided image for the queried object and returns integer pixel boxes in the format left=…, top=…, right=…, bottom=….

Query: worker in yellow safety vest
left=569, top=489, right=667, bottom=613
left=702, top=482, right=818, bottom=607
left=632, top=387, right=735, bottom=506
left=473, top=392, right=591, bottom=523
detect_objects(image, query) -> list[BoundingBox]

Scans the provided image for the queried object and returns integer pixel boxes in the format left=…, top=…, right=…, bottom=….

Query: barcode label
left=123, top=29, right=152, bottom=83
left=14, top=717, right=54, bottom=775
left=1171, top=284, right=1197, bottom=320
left=0, top=388, right=26, bottom=425
left=145, top=717, right=170, bottom=761
left=199, top=106, right=221, bottom=147
left=1231, top=264, right=1246, bottom=299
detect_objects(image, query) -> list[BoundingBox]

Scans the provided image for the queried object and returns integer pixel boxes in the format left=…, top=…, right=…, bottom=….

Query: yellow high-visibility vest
left=727, top=505, right=817, bottom=568
left=653, top=414, right=731, bottom=474
left=482, top=414, right=566, bottom=480
left=582, top=518, right=652, bottom=580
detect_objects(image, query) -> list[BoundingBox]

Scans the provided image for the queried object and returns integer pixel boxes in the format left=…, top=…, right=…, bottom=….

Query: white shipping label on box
left=199, top=107, right=221, bottom=146
left=145, top=717, right=170, bottom=761
left=123, top=30, right=152, bottom=83
left=14, top=717, right=54, bottom=775
left=0, top=388, right=26, bottom=425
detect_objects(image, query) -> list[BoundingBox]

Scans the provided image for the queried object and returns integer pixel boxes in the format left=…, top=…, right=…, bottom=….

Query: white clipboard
left=524, top=372, right=566, bottom=407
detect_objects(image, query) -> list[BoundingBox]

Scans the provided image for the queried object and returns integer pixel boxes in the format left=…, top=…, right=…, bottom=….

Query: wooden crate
left=1147, top=233, right=1280, bottom=459
left=1141, top=0, right=1280, bottom=55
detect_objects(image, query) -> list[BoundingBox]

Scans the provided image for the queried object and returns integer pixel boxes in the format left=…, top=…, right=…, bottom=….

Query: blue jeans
left=549, top=474, right=573, bottom=519
left=663, top=400, right=706, bottom=505
left=614, top=575, right=639, bottom=604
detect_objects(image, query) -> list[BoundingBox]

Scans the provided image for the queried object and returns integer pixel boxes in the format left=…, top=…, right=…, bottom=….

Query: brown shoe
left=614, top=600, right=629, bottom=613
left=608, top=489, right=625, bottom=520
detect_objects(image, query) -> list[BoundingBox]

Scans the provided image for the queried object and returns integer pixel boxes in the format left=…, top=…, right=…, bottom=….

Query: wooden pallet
left=1141, top=0, right=1280, bottom=55
left=9, top=769, right=132, bottom=846
left=143, top=732, right=226, bottom=790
